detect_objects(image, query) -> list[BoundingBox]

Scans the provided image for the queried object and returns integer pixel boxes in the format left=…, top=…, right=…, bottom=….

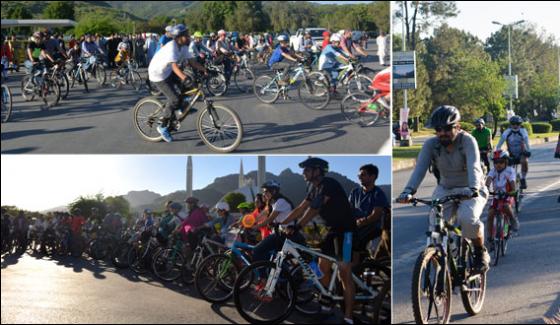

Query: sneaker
left=520, top=178, right=527, bottom=190
left=156, top=126, right=173, bottom=143
left=473, top=247, right=490, bottom=273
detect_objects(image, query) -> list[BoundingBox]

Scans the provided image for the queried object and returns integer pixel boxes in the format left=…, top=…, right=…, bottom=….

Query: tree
left=104, top=196, right=131, bottom=219
left=201, top=1, right=236, bottom=32
left=369, top=1, right=390, bottom=33
left=74, top=14, right=118, bottom=37
left=68, top=195, right=106, bottom=221
left=223, top=192, right=246, bottom=213
left=43, top=1, right=75, bottom=20
left=226, top=1, right=268, bottom=33
left=3, top=3, right=33, bottom=35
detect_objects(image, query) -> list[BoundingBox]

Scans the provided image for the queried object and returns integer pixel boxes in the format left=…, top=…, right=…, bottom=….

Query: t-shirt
left=348, top=186, right=389, bottom=230
left=148, top=40, right=192, bottom=82
left=471, top=127, right=492, bottom=151
left=271, top=198, right=293, bottom=230
left=319, top=44, right=345, bottom=70
left=157, top=35, right=172, bottom=52
left=268, top=46, right=289, bottom=67
left=70, top=215, right=86, bottom=234
left=27, top=42, right=45, bottom=62
left=305, top=177, right=355, bottom=233
left=488, top=167, right=516, bottom=192
left=497, top=128, right=530, bottom=157
left=115, top=50, right=130, bottom=63
left=159, top=213, right=181, bottom=238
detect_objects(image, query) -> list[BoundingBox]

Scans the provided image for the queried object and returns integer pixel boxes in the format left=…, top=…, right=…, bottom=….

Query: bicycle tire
left=133, top=97, right=165, bottom=142
left=297, top=75, right=331, bottom=110
left=233, top=67, right=255, bottom=93
left=195, top=253, right=239, bottom=303
left=196, top=104, right=243, bottom=153
left=460, top=243, right=487, bottom=316
left=253, top=75, right=280, bottom=104
left=152, top=248, right=184, bottom=282
left=1, top=85, right=13, bottom=123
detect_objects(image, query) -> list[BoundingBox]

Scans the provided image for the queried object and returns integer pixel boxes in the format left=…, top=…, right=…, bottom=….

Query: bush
left=550, top=119, right=560, bottom=131
left=460, top=122, right=475, bottom=132
left=499, top=121, right=533, bottom=136
left=531, top=122, right=552, bottom=134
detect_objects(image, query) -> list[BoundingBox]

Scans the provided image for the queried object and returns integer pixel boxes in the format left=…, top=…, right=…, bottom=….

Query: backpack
left=429, top=132, right=467, bottom=184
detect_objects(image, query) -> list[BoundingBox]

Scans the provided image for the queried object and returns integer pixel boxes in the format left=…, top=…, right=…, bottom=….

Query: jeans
left=153, top=74, right=182, bottom=127
left=322, top=64, right=343, bottom=88
left=252, top=231, right=306, bottom=263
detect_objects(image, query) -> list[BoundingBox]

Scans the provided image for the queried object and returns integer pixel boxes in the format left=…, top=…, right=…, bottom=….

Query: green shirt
left=471, top=127, right=492, bottom=150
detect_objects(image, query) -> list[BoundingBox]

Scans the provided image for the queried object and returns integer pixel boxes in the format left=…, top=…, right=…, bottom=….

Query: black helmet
left=427, top=105, right=461, bottom=128
left=261, top=180, right=280, bottom=191
left=299, top=157, right=329, bottom=173
left=509, top=115, right=523, bottom=125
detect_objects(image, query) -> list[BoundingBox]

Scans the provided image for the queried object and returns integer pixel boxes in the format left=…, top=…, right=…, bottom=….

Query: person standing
left=376, top=31, right=387, bottom=66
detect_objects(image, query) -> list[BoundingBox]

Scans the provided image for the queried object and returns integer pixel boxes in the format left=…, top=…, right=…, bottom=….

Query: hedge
left=460, top=122, right=475, bottom=132
left=551, top=119, right=560, bottom=131
left=531, top=122, right=552, bottom=134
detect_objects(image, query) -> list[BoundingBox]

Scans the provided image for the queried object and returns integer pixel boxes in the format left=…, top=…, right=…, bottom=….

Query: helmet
left=165, top=25, right=173, bottom=33
left=215, top=202, right=230, bottom=212
left=218, top=30, right=226, bottom=36
left=33, top=31, right=44, bottom=39
left=509, top=115, right=523, bottom=125
left=330, top=33, right=342, bottom=43
left=426, top=105, right=461, bottom=128
left=299, top=157, right=329, bottom=173
left=493, top=150, right=509, bottom=162
left=322, top=31, right=331, bottom=37
left=171, top=24, right=189, bottom=38
left=120, top=42, right=129, bottom=50
left=193, top=31, right=203, bottom=38
left=277, top=35, right=289, bottom=42
left=185, top=197, right=199, bottom=204
left=143, top=208, right=152, bottom=214
left=475, top=118, right=485, bottom=125
left=261, top=180, right=281, bottom=191
left=169, top=202, right=183, bottom=211
left=237, top=202, right=252, bottom=210
left=210, top=32, right=216, bottom=37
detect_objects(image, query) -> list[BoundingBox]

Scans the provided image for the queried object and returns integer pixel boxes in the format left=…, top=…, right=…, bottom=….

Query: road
left=392, top=141, right=560, bottom=324
left=1, top=41, right=391, bottom=155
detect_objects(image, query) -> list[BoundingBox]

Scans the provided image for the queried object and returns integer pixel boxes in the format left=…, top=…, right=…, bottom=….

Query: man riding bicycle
left=472, top=118, right=493, bottom=173
left=397, top=106, right=491, bottom=272
left=188, top=32, right=214, bottom=64
left=339, top=29, right=368, bottom=60
left=486, top=150, right=520, bottom=246
left=81, top=34, right=104, bottom=72
left=268, top=35, right=303, bottom=86
left=496, top=115, right=531, bottom=189
left=148, top=24, right=207, bottom=143
left=318, top=33, right=350, bottom=95
left=282, top=157, right=356, bottom=325
left=25, top=32, right=55, bottom=78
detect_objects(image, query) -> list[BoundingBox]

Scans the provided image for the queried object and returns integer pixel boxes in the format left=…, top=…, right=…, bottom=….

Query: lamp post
left=492, top=20, right=525, bottom=115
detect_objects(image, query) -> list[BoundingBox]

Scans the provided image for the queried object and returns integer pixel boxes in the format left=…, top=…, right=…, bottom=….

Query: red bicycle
left=341, top=67, right=390, bottom=127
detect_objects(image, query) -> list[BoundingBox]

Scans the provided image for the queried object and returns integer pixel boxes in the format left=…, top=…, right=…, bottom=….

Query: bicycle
left=231, top=53, right=255, bottom=93
left=65, top=60, right=89, bottom=93
left=109, top=61, right=142, bottom=91
left=341, top=92, right=390, bottom=127
left=311, top=59, right=373, bottom=96
left=133, top=73, right=244, bottom=153
left=21, top=63, right=61, bottom=109
left=488, top=191, right=515, bottom=266
left=253, top=62, right=331, bottom=110
left=1, top=72, right=12, bottom=123
left=509, top=157, right=524, bottom=213
left=181, top=230, right=227, bottom=285
left=84, top=55, right=107, bottom=86
left=151, top=235, right=188, bottom=282
left=405, top=194, right=486, bottom=324
left=232, top=236, right=387, bottom=324
left=128, top=231, right=162, bottom=274
left=48, top=60, right=70, bottom=100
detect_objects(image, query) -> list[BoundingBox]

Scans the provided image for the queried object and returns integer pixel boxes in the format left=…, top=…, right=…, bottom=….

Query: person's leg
left=521, top=155, right=529, bottom=188
left=153, top=76, right=181, bottom=142
left=252, top=233, right=279, bottom=262
left=505, top=203, right=518, bottom=232
left=458, top=192, right=490, bottom=271
left=338, top=232, right=355, bottom=322
left=487, top=207, right=496, bottom=248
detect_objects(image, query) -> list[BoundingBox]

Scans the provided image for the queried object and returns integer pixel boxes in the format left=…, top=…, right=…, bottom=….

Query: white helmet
left=215, top=202, right=230, bottom=211
left=165, top=25, right=173, bottom=33
left=330, top=33, right=342, bottom=42
left=277, top=35, right=289, bottom=42
left=218, top=30, right=226, bottom=36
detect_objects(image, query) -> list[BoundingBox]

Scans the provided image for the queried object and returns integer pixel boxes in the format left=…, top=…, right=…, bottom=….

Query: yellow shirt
left=115, top=50, right=130, bottom=63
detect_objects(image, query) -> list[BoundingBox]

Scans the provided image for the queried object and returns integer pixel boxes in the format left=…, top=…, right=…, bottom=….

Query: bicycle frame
left=262, top=239, right=376, bottom=302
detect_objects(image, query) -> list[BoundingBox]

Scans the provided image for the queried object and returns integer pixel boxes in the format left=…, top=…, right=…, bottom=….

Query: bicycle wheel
left=128, top=71, right=143, bottom=91
left=197, top=104, right=243, bottom=153
left=152, top=248, right=184, bottom=282
left=346, top=74, right=373, bottom=95
left=109, top=71, right=124, bottom=89
left=358, top=67, right=376, bottom=81
left=253, top=75, right=280, bottom=104
left=195, top=253, right=239, bottom=303
left=57, top=73, right=70, bottom=100
left=41, top=77, right=60, bottom=108
left=298, top=74, right=330, bottom=110
left=205, top=71, right=228, bottom=97
left=372, top=279, right=391, bottom=324
left=128, top=245, right=148, bottom=274
left=411, top=247, right=451, bottom=324
left=233, top=67, right=255, bottom=93
left=21, top=75, right=36, bottom=102
left=93, top=65, right=106, bottom=86
left=89, top=240, right=108, bottom=260
left=133, top=97, right=165, bottom=142
left=341, top=92, right=381, bottom=127
left=181, top=250, right=200, bottom=285
left=288, top=264, right=321, bottom=316
left=1, top=85, right=13, bottom=123
left=233, top=260, right=296, bottom=324
left=80, top=68, right=89, bottom=93
left=460, top=243, right=486, bottom=316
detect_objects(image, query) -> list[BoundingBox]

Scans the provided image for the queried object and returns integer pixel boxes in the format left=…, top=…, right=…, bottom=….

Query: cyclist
left=1, top=209, right=12, bottom=252
left=268, top=35, right=303, bottom=86
left=282, top=157, right=356, bottom=325
left=215, top=29, right=235, bottom=83
left=25, top=32, right=54, bottom=76
left=205, top=32, right=217, bottom=51
left=14, top=211, right=29, bottom=252
left=157, top=202, right=183, bottom=246
left=81, top=34, right=104, bottom=72
left=319, top=33, right=350, bottom=94
left=206, top=202, right=237, bottom=240
left=188, top=32, right=214, bottom=63
left=251, top=181, right=305, bottom=266
left=156, top=26, right=174, bottom=52
left=340, top=29, right=367, bottom=60
left=177, top=197, right=210, bottom=248
left=486, top=150, right=519, bottom=248
left=496, top=115, right=531, bottom=189
left=472, top=118, right=493, bottom=173
left=43, top=29, right=68, bottom=62
left=114, top=41, right=131, bottom=72
left=148, top=24, right=207, bottom=143
left=397, top=106, right=491, bottom=272
left=349, top=164, right=390, bottom=259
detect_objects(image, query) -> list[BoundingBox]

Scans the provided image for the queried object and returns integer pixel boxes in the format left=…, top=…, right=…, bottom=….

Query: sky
left=1, top=155, right=391, bottom=212
left=394, top=2, right=559, bottom=42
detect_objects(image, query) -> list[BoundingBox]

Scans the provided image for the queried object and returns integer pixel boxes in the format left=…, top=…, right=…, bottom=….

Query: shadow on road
left=1, top=126, right=95, bottom=142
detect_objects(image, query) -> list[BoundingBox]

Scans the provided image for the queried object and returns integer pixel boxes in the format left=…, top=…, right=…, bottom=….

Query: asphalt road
left=392, top=141, right=560, bottom=324
left=1, top=41, right=391, bottom=155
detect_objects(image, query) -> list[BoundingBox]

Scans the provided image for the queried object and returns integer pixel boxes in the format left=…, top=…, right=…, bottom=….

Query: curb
left=393, top=137, right=553, bottom=172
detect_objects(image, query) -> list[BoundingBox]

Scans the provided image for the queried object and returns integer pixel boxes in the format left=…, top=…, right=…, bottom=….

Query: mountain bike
left=1, top=72, right=12, bottom=123
left=488, top=191, right=515, bottom=266
left=311, top=58, right=373, bottom=96
left=65, top=60, right=89, bottom=93
left=109, top=61, right=143, bottom=91
left=181, top=230, right=227, bottom=285
left=21, top=63, right=61, bottom=109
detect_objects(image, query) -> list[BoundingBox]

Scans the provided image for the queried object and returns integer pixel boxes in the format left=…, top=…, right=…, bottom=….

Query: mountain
left=122, top=190, right=161, bottom=209
left=104, top=1, right=197, bottom=19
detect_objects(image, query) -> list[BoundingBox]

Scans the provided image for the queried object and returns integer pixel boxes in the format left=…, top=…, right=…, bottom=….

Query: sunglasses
left=511, top=123, right=521, bottom=126
left=435, top=125, right=455, bottom=133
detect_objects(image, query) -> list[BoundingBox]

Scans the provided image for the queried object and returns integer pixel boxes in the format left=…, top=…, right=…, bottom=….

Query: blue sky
left=1, top=155, right=391, bottom=211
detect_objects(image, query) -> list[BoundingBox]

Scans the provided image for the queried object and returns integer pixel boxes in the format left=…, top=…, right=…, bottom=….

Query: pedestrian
left=376, top=31, right=387, bottom=66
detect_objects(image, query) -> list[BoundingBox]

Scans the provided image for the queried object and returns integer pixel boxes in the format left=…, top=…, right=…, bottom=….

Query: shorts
left=321, top=231, right=353, bottom=263
left=353, top=223, right=382, bottom=252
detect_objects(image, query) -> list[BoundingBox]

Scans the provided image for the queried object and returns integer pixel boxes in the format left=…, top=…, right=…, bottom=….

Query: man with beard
left=397, top=106, right=491, bottom=272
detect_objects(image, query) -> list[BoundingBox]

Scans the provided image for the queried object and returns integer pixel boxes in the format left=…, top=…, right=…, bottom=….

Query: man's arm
left=357, top=207, right=384, bottom=227
left=465, top=134, right=483, bottom=191
left=282, top=200, right=311, bottom=225
left=496, top=129, right=508, bottom=150
left=403, top=139, right=434, bottom=194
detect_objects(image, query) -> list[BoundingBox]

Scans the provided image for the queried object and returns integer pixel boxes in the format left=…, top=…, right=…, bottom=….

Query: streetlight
left=492, top=20, right=525, bottom=114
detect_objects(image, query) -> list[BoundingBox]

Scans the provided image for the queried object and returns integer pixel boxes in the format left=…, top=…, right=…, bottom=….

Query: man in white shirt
left=148, top=24, right=207, bottom=143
